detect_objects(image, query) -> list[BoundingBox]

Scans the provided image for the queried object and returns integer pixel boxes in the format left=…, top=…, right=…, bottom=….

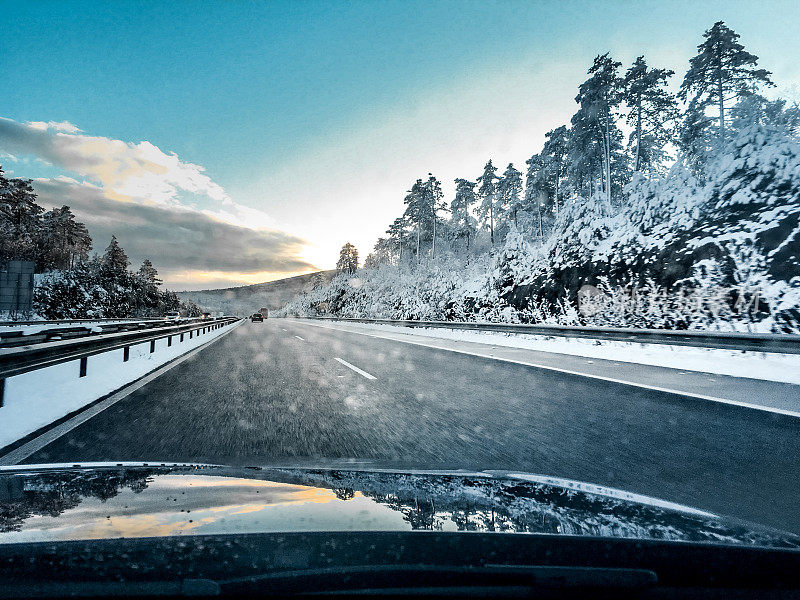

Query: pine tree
left=386, top=216, right=408, bottom=263
left=679, top=21, right=774, bottom=141
left=450, top=178, right=478, bottom=250
left=540, top=126, right=569, bottom=212
left=336, top=242, right=359, bottom=274
left=0, top=174, right=43, bottom=260
left=568, top=104, right=605, bottom=200
left=497, top=163, right=524, bottom=228
left=622, top=56, right=678, bottom=173
left=38, top=206, right=93, bottom=270
left=402, top=179, right=425, bottom=259
left=476, top=160, right=499, bottom=245
left=524, top=153, right=551, bottom=239
left=102, top=236, right=129, bottom=275
left=575, top=54, right=625, bottom=203
left=423, top=174, right=447, bottom=257
left=138, top=259, right=161, bottom=286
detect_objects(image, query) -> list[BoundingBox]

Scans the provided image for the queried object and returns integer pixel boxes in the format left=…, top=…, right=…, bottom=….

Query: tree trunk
left=554, top=168, right=560, bottom=215
left=432, top=212, right=436, bottom=258
left=537, top=198, right=543, bottom=240
left=489, top=201, right=495, bottom=246
left=716, top=44, right=725, bottom=138
left=718, top=72, right=725, bottom=137
left=634, top=95, right=642, bottom=172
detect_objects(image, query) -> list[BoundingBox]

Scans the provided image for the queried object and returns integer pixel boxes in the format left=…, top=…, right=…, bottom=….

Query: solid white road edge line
left=292, top=319, right=800, bottom=419
left=0, top=320, right=244, bottom=466
left=334, top=357, right=377, bottom=380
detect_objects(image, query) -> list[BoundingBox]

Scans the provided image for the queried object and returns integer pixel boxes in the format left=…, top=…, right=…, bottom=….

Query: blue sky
left=2, top=0, right=799, bottom=289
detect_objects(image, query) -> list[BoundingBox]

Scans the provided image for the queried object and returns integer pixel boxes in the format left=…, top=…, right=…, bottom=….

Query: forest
left=281, top=22, right=800, bottom=332
left=0, top=167, right=199, bottom=319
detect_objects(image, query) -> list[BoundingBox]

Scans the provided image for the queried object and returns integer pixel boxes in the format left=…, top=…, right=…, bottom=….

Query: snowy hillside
left=178, top=270, right=337, bottom=316
left=279, top=24, right=800, bottom=333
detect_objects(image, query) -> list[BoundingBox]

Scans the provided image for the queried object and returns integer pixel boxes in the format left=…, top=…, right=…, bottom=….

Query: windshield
left=1, top=0, right=799, bottom=554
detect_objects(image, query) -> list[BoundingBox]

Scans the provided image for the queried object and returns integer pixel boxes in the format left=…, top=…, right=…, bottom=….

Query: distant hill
left=177, top=270, right=337, bottom=316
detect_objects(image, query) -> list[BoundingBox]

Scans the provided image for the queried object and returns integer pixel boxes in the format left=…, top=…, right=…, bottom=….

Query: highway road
left=19, top=318, right=800, bottom=533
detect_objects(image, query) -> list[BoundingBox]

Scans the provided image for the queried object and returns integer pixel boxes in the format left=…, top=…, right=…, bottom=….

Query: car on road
left=200, top=311, right=212, bottom=319
left=163, top=312, right=180, bottom=322
left=250, top=312, right=264, bottom=322
left=1, top=463, right=798, bottom=598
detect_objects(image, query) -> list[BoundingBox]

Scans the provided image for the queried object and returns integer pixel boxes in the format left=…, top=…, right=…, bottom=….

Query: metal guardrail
left=0, top=319, right=204, bottom=348
left=300, top=316, right=800, bottom=355
left=0, top=317, right=240, bottom=405
left=0, top=317, right=161, bottom=327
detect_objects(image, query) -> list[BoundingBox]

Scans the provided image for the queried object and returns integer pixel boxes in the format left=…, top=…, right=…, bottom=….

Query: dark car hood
left=0, top=462, right=797, bottom=547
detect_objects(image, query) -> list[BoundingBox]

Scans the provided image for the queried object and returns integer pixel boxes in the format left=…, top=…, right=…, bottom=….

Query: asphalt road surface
left=22, top=318, right=800, bottom=533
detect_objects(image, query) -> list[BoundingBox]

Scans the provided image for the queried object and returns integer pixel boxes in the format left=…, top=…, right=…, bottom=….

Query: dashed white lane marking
left=281, top=328, right=287, bottom=331
left=334, top=357, right=377, bottom=380
left=291, top=319, right=800, bottom=419
left=294, top=335, right=305, bottom=341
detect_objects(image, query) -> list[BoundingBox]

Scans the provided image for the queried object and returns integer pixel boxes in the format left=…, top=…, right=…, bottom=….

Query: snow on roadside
left=0, top=320, right=240, bottom=450
left=306, top=320, right=800, bottom=385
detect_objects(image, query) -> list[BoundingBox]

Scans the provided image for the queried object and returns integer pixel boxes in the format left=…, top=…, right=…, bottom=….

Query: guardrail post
left=79, top=357, right=87, bottom=377
left=123, top=346, right=130, bottom=362
left=0, top=378, right=4, bottom=407
left=167, top=335, right=172, bottom=347
left=150, top=340, right=156, bottom=353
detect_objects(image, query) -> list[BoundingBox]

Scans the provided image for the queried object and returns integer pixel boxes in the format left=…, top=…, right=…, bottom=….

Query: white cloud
left=0, top=117, right=314, bottom=286
left=26, top=120, right=83, bottom=134
left=30, top=177, right=314, bottom=287
left=0, top=117, right=277, bottom=230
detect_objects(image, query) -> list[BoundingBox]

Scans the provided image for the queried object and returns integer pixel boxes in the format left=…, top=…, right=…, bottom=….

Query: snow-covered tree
left=336, top=242, right=359, bottom=274
left=102, top=236, right=129, bottom=275
left=622, top=56, right=678, bottom=173
left=540, top=126, right=569, bottom=211
left=524, top=153, right=551, bottom=239
left=476, top=160, right=499, bottom=245
left=137, top=258, right=161, bottom=286
left=386, top=216, right=409, bottom=263
left=38, top=206, right=92, bottom=270
left=0, top=172, right=42, bottom=260
left=679, top=21, right=774, bottom=142
left=422, top=174, right=447, bottom=257
left=497, top=163, right=524, bottom=229
left=402, top=179, right=426, bottom=258
left=575, top=54, right=626, bottom=203
left=450, top=178, right=478, bottom=250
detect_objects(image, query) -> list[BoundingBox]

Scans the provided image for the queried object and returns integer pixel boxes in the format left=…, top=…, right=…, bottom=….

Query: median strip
left=334, top=357, right=376, bottom=380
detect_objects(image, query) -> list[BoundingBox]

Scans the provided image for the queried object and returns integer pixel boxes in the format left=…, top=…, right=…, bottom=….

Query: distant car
left=164, top=312, right=180, bottom=322
left=200, top=312, right=211, bottom=319
left=250, top=313, right=264, bottom=322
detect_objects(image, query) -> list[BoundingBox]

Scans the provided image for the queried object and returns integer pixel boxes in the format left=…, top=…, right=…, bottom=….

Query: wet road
left=24, top=318, right=800, bottom=533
